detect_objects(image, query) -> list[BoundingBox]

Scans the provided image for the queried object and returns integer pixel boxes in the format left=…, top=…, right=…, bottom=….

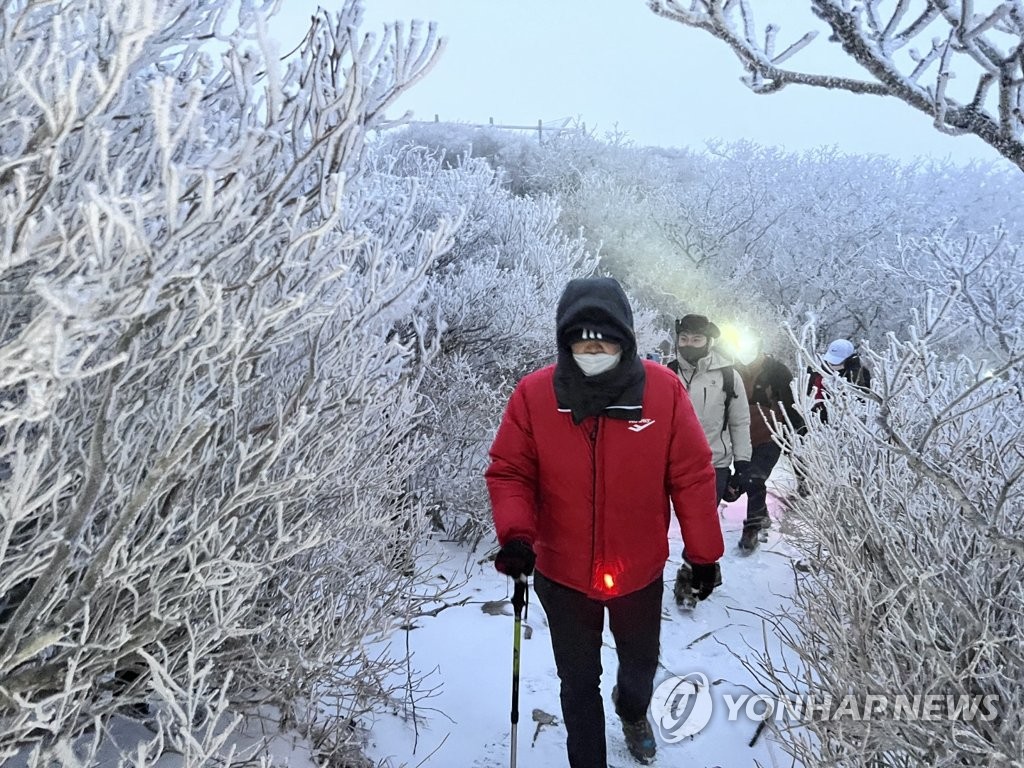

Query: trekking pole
left=509, top=575, right=529, bottom=768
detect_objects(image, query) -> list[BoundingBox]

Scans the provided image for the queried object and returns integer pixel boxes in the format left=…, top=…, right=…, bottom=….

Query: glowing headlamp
left=719, top=323, right=760, bottom=365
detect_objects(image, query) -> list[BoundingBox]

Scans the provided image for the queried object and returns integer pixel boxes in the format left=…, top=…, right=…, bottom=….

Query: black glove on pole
left=495, top=539, right=535, bottom=579
left=509, top=576, right=528, bottom=768
left=496, top=538, right=534, bottom=766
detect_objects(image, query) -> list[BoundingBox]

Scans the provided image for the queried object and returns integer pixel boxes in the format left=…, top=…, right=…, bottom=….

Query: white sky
left=272, top=1, right=1003, bottom=166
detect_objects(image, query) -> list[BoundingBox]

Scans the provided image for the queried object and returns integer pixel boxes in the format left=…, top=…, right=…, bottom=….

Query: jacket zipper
left=589, top=417, right=600, bottom=587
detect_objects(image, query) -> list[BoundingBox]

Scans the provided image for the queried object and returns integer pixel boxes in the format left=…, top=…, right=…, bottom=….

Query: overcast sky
left=274, top=1, right=1002, bottom=166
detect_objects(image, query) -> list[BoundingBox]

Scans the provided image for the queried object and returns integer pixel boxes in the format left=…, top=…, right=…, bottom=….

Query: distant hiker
left=486, top=277, right=723, bottom=768
left=807, top=338, right=872, bottom=423
left=732, top=336, right=805, bottom=553
left=657, top=338, right=673, bottom=362
left=665, top=314, right=750, bottom=600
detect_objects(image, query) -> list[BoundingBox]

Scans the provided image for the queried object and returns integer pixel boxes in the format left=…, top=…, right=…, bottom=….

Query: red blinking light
left=603, top=573, right=615, bottom=590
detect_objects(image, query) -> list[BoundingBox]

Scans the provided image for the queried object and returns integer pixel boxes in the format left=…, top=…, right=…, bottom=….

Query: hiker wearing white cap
left=807, top=338, right=872, bottom=423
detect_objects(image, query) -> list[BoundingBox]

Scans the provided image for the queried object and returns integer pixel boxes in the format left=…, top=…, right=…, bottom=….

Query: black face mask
left=678, top=345, right=709, bottom=364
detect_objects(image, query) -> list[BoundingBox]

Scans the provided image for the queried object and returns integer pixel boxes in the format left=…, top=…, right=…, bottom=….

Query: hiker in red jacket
left=485, top=277, right=724, bottom=767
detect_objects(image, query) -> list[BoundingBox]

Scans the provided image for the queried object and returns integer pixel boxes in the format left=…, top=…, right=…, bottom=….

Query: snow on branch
left=647, top=0, right=1024, bottom=171
left=0, top=0, right=454, bottom=764
left=753, top=229, right=1024, bottom=765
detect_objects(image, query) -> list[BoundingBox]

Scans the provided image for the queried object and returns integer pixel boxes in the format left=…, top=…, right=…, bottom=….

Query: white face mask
left=573, top=352, right=622, bottom=377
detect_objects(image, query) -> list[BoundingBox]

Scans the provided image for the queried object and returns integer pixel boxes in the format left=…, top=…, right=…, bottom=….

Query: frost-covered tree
left=647, top=0, right=1024, bottom=171
left=755, top=243, right=1024, bottom=764
left=622, top=6, right=1024, bottom=765
left=383, top=122, right=556, bottom=197
left=0, top=1, right=454, bottom=764
left=561, top=136, right=1024, bottom=352
left=388, top=121, right=1024, bottom=357
left=367, top=144, right=597, bottom=543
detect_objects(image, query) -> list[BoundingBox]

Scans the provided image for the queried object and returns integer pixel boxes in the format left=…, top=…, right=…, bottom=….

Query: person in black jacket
left=733, top=345, right=805, bottom=552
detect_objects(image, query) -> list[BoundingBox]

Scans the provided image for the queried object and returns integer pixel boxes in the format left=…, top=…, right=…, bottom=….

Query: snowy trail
left=13, top=485, right=805, bottom=768
left=365, top=482, right=805, bottom=768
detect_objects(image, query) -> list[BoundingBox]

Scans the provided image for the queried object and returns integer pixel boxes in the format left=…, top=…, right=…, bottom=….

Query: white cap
left=822, top=339, right=855, bottom=366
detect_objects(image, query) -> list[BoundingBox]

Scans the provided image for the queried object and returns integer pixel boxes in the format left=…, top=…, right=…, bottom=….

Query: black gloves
left=674, top=560, right=720, bottom=606
left=690, top=563, right=719, bottom=601
left=494, top=539, right=535, bottom=579
left=722, top=460, right=751, bottom=503
left=721, top=477, right=743, bottom=503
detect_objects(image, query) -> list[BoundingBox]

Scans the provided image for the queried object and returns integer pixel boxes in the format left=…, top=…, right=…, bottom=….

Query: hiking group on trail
left=485, top=277, right=870, bottom=767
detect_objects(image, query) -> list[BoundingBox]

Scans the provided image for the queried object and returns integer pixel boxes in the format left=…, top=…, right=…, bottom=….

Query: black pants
left=533, top=570, right=662, bottom=768
left=744, top=441, right=782, bottom=530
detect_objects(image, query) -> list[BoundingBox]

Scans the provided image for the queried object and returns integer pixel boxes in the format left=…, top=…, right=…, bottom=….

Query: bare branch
left=649, top=0, right=1024, bottom=171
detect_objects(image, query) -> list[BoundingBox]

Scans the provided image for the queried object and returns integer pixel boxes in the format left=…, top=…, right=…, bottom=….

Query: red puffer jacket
left=486, top=360, right=723, bottom=599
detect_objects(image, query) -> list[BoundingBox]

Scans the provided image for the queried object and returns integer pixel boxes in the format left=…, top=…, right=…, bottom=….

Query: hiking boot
left=675, top=565, right=692, bottom=606
left=612, top=686, right=657, bottom=764
left=673, top=563, right=694, bottom=608
left=738, top=526, right=761, bottom=554
left=675, top=562, right=722, bottom=607
left=621, top=717, right=656, bottom=763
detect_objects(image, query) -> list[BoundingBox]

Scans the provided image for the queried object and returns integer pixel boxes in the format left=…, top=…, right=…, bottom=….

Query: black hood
left=553, top=277, right=645, bottom=424
left=555, top=277, right=638, bottom=358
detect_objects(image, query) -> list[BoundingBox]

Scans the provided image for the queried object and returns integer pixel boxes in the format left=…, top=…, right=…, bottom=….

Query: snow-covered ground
left=8, top=477, right=803, bottom=768
left=7, top=714, right=322, bottom=768
left=365, top=475, right=804, bottom=768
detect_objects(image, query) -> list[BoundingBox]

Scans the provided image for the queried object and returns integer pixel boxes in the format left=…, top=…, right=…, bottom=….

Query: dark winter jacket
left=737, top=354, right=804, bottom=446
